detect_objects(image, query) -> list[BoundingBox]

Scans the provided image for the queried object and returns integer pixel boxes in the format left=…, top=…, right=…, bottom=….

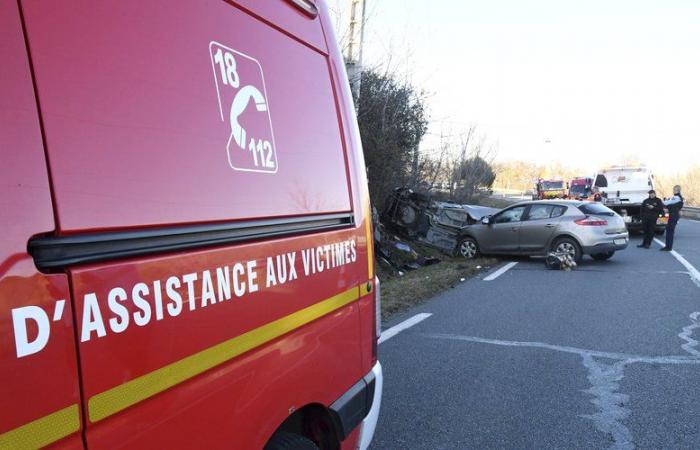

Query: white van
left=592, top=166, right=666, bottom=233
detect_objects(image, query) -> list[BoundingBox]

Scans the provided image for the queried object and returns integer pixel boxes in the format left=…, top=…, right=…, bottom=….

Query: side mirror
left=481, top=216, right=491, bottom=225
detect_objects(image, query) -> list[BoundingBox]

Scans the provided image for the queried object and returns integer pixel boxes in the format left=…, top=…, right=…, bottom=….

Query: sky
left=329, top=0, right=700, bottom=176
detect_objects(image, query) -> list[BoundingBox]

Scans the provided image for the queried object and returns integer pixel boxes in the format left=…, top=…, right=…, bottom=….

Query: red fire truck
left=1, top=1, right=381, bottom=448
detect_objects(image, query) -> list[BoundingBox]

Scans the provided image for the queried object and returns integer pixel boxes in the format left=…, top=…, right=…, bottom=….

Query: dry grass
left=377, top=253, right=499, bottom=320
left=473, top=196, right=518, bottom=209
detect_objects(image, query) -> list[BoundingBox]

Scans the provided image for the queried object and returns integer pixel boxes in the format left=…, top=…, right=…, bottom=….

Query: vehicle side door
left=519, top=204, right=567, bottom=254
left=479, top=206, right=527, bottom=253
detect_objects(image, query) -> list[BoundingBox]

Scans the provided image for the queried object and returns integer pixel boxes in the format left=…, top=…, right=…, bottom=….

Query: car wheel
left=399, top=204, right=417, bottom=225
left=552, top=237, right=582, bottom=263
left=591, top=251, right=615, bottom=261
left=264, top=432, right=319, bottom=450
left=456, top=237, right=479, bottom=259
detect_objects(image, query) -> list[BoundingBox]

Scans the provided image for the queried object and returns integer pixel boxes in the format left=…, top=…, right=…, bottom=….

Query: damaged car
left=381, top=188, right=497, bottom=256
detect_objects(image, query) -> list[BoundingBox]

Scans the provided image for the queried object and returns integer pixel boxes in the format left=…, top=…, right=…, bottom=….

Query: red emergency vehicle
left=1, top=1, right=381, bottom=448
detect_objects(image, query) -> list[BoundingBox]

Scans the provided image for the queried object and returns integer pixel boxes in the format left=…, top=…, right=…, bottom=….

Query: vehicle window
left=578, top=203, right=615, bottom=216
left=569, top=185, right=586, bottom=195
left=526, top=204, right=553, bottom=220
left=594, top=174, right=608, bottom=188
left=542, top=181, right=563, bottom=190
left=550, top=205, right=567, bottom=218
left=494, top=206, right=526, bottom=224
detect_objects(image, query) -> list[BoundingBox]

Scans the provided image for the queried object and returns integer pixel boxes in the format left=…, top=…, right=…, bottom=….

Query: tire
left=399, top=204, right=417, bottom=225
left=551, top=237, right=582, bottom=264
left=264, top=432, right=319, bottom=450
left=456, top=237, right=479, bottom=259
left=591, top=251, right=615, bottom=261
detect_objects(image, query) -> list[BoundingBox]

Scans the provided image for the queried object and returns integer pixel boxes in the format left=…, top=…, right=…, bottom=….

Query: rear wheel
left=264, top=432, right=319, bottom=450
left=591, top=251, right=615, bottom=261
left=552, top=237, right=582, bottom=263
left=456, top=237, right=479, bottom=259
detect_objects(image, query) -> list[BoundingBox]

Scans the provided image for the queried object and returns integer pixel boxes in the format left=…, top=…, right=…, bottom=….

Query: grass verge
left=377, top=252, right=499, bottom=320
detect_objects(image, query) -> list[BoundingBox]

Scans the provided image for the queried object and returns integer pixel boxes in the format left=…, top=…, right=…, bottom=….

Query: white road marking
left=483, top=262, right=518, bottom=281
left=378, top=313, right=432, bottom=344
left=679, top=312, right=700, bottom=356
left=424, top=331, right=700, bottom=450
left=654, top=238, right=700, bottom=286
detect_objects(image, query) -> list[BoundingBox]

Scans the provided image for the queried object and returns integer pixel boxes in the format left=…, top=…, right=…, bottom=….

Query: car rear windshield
left=578, top=203, right=615, bottom=216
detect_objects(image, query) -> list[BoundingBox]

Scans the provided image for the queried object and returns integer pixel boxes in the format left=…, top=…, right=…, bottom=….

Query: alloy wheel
left=556, top=241, right=576, bottom=259
left=459, top=240, right=477, bottom=259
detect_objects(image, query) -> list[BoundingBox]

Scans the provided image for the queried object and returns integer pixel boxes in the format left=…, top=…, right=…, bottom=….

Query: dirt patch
left=377, top=247, right=499, bottom=320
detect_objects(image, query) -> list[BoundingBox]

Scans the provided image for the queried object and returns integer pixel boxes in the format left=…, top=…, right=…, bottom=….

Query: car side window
left=526, top=204, right=553, bottom=220
left=494, top=206, right=526, bottom=224
left=550, top=205, right=567, bottom=218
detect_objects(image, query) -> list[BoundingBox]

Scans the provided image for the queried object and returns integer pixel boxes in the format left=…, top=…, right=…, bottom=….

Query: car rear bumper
left=357, top=362, right=383, bottom=450
left=582, top=239, right=628, bottom=254
left=330, top=361, right=383, bottom=449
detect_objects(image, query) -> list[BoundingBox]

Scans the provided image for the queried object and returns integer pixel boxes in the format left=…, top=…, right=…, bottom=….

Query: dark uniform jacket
left=665, top=193, right=684, bottom=221
left=641, top=197, right=664, bottom=219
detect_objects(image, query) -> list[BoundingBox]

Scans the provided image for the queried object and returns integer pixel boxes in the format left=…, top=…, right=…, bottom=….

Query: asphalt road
left=371, top=219, right=700, bottom=449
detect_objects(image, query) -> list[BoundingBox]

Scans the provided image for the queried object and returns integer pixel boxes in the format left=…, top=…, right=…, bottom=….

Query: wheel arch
left=549, top=232, right=584, bottom=252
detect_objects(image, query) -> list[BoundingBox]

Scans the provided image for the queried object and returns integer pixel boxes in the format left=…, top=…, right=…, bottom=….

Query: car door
left=519, top=204, right=567, bottom=254
left=479, top=206, right=527, bottom=253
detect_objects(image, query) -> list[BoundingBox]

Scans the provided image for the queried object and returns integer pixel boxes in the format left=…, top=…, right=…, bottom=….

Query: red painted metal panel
left=235, top=0, right=328, bottom=53
left=71, top=227, right=365, bottom=447
left=0, top=1, right=82, bottom=446
left=21, top=0, right=350, bottom=233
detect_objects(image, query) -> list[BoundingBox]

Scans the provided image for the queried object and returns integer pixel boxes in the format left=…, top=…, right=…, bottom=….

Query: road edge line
left=378, top=313, right=432, bottom=344
left=654, top=238, right=700, bottom=285
left=483, top=261, right=518, bottom=281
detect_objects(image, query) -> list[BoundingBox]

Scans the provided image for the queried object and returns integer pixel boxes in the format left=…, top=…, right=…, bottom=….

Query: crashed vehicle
left=381, top=188, right=497, bottom=256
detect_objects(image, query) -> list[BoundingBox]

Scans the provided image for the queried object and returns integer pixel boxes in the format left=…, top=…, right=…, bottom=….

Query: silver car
left=456, top=200, right=629, bottom=262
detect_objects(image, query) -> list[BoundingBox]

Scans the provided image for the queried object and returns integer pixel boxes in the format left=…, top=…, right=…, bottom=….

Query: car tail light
left=575, top=216, right=608, bottom=226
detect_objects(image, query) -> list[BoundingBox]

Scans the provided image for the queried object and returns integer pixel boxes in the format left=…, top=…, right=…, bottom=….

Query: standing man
left=661, top=185, right=684, bottom=251
left=638, top=190, right=665, bottom=249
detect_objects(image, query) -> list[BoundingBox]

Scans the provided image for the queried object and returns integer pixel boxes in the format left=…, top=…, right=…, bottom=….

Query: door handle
left=511, top=227, right=519, bottom=231
left=545, top=224, right=556, bottom=228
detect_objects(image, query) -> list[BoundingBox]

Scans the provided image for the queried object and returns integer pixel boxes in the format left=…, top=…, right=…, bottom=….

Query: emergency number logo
left=209, top=41, right=278, bottom=173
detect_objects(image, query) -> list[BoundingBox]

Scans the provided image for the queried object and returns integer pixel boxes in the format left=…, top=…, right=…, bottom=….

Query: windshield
left=542, top=181, right=563, bottom=190
left=569, top=185, right=587, bottom=195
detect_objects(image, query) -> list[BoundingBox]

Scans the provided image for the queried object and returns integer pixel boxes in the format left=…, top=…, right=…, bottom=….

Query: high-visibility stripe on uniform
left=88, top=285, right=361, bottom=422
left=0, top=404, right=80, bottom=450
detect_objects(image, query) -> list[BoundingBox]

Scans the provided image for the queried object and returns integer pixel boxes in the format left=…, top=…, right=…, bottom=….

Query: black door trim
left=29, top=213, right=354, bottom=271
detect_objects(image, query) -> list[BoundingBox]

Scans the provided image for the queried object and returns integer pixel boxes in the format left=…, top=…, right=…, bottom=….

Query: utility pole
left=345, top=0, right=366, bottom=100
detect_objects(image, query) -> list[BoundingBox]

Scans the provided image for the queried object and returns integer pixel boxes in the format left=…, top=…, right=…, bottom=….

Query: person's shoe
left=660, top=247, right=672, bottom=251
left=637, top=244, right=646, bottom=248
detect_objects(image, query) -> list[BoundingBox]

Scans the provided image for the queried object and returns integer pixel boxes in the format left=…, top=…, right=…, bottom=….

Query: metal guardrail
left=489, top=194, right=700, bottom=220
left=683, top=206, right=700, bottom=220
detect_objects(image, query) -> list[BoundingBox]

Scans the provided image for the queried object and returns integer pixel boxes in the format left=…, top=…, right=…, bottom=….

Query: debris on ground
left=371, top=188, right=502, bottom=318
left=545, top=252, right=577, bottom=271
